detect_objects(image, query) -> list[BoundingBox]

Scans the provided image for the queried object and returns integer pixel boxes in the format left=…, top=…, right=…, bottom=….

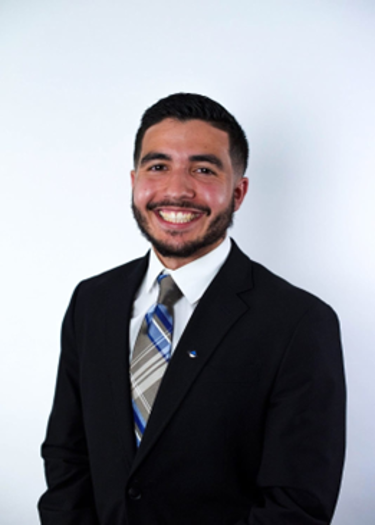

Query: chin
left=145, top=232, right=221, bottom=259
left=132, top=197, right=235, bottom=260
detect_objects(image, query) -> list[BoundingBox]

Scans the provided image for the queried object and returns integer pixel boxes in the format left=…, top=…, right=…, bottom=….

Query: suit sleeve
left=38, top=285, right=100, bottom=525
left=240, top=302, right=346, bottom=525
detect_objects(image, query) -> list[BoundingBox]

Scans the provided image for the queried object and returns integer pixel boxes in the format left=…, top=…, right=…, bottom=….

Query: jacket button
left=128, top=486, right=141, bottom=500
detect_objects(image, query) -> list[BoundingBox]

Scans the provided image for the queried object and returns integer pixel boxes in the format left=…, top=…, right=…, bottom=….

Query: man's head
left=133, top=93, right=249, bottom=177
left=131, top=93, right=249, bottom=269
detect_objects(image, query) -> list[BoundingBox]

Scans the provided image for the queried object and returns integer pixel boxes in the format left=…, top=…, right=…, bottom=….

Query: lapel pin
left=188, top=350, right=197, bottom=358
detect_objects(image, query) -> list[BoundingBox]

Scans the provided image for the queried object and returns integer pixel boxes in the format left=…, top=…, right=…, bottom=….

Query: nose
left=164, top=169, right=196, bottom=200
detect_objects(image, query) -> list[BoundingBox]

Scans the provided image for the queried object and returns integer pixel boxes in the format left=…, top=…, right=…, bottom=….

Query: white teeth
left=159, top=210, right=199, bottom=223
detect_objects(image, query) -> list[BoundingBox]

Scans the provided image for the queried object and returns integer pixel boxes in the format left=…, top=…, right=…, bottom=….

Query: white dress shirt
left=129, top=236, right=231, bottom=358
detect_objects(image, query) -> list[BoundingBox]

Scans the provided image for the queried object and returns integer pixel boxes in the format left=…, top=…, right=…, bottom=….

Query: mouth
left=158, top=210, right=201, bottom=224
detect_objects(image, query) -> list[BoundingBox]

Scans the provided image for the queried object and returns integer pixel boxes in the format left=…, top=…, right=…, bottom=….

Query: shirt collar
left=145, top=236, right=231, bottom=305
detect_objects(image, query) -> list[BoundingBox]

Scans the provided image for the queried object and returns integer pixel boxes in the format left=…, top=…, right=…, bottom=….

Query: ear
left=233, top=176, right=249, bottom=212
left=130, top=170, right=136, bottom=188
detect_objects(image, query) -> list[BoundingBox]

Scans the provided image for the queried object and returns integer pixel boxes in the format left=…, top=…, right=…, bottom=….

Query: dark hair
left=133, top=93, right=249, bottom=176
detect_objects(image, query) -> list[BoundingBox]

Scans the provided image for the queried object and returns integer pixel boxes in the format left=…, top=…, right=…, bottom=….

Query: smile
left=158, top=210, right=200, bottom=224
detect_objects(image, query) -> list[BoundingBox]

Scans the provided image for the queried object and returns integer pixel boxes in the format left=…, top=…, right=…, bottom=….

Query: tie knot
left=157, top=274, right=182, bottom=309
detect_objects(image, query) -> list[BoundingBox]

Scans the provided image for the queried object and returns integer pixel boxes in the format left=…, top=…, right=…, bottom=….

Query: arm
left=38, top=285, right=100, bottom=525
left=242, top=303, right=346, bottom=524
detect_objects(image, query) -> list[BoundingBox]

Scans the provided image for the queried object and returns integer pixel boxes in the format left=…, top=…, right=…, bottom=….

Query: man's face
left=131, top=118, right=248, bottom=268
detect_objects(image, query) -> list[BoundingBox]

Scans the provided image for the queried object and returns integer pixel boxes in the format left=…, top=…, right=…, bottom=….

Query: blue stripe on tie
left=132, top=399, right=146, bottom=435
left=146, top=304, right=157, bottom=321
left=148, top=320, right=171, bottom=361
left=145, top=304, right=173, bottom=361
left=145, top=305, right=172, bottom=334
left=155, top=304, right=173, bottom=333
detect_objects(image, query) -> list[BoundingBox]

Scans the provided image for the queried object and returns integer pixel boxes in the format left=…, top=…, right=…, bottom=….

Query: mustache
left=146, top=200, right=211, bottom=216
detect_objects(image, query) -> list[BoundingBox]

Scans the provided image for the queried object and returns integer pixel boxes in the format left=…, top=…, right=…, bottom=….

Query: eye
left=149, top=164, right=167, bottom=172
left=196, top=167, right=215, bottom=175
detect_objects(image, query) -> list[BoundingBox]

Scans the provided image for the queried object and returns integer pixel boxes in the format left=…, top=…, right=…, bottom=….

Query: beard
left=131, top=196, right=235, bottom=259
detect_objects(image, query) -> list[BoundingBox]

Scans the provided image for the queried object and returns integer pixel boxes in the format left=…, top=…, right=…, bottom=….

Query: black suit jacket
left=39, top=241, right=346, bottom=525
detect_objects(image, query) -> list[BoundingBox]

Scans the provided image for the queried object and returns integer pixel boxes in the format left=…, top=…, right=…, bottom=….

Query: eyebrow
left=189, top=154, right=223, bottom=170
left=139, top=152, right=172, bottom=166
left=139, top=151, right=224, bottom=170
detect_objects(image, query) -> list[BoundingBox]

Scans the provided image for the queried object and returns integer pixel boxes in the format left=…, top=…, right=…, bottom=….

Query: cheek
left=133, top=180, right=156, bottom=206
left=199, top=185, right=232, bottom=209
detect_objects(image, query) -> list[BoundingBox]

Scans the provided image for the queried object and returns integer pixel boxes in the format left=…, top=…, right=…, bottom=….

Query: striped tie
left=130, top=274, right=182, bottom=445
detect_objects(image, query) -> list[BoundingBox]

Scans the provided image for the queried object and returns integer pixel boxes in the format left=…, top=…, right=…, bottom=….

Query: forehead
left=140, top=118, right=231, bottom=156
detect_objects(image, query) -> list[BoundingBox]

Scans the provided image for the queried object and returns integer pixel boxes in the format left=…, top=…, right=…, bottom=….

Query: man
left=38, top=93, right=346, bottom=525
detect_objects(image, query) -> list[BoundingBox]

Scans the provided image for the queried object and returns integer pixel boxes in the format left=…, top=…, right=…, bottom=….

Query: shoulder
left=68, top=253, right=149, bottom=311
left=254, top=259, right=338, bottom=323
left=80, top=255, right=148, bottom=289
left=228, top=240, right=339, bottom=323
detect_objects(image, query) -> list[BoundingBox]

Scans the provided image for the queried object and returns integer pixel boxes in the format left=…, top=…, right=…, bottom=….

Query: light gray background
left=1, top=1, right=374, bottom=524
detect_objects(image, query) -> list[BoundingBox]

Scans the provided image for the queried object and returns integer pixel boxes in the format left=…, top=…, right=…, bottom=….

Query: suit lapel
left=130, top=242, right=254, bottom=474
left=104, top=254, right=149, bottom=469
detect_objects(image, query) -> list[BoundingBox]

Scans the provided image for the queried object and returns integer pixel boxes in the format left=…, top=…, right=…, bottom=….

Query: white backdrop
left=1, top=1, right=374, bottom=523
